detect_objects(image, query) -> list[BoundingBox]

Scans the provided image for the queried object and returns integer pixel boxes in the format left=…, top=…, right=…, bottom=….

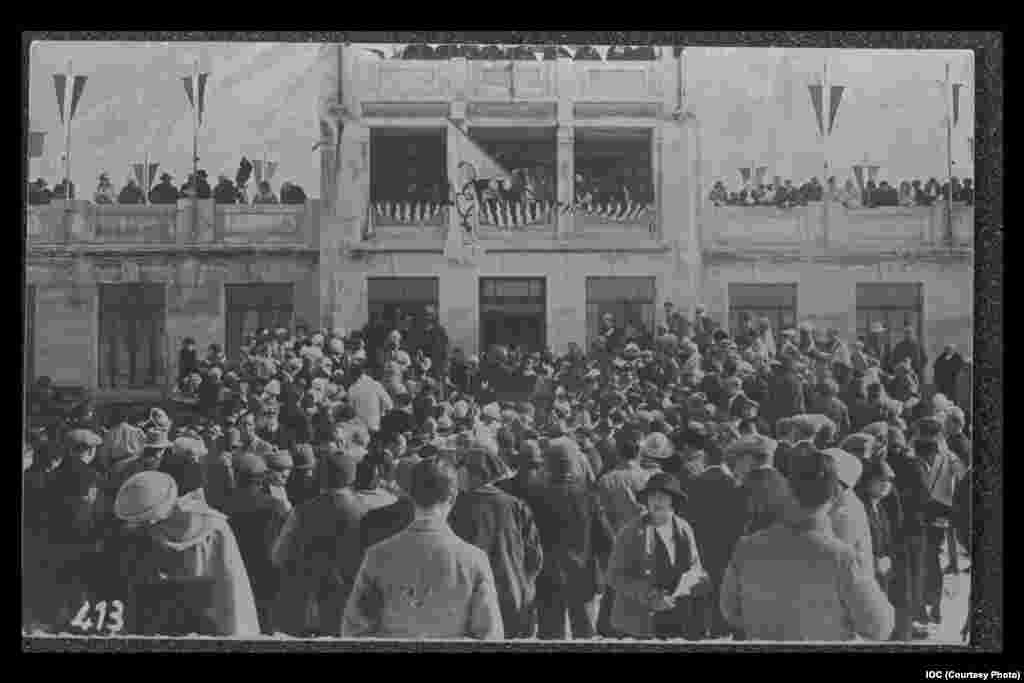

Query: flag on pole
left=739, top=167, right=751, bottom=185
left=447, top=118, right=511, bottom=182
left=147, top=162, right=159, bottom=190
left=755, top=166, right=768, bottom=186
left=266, top=161, right=278, bottom=182
left=253, top=159, right=263, bottom=184
left=69, top=76, right=88, bottom=121
left=53, top=74, right=67, bottom=125
left=852, top=165, right=864, bottom=192
left=808, top=84, right=824, bottom=136
left=828, top=85, right=844, bottom=135
left=182, top=76, right=195, bottom=110
left=29, top=131, right=45, bottom=158
left=197, top=73, right=209, bottom=126
left=952, top=83, right=962, bottom=127
left=132, top=163, right=145, bottom=188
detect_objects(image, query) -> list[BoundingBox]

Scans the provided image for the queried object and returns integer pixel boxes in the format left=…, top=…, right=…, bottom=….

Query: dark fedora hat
left=639, top=472, right=688, bottom=506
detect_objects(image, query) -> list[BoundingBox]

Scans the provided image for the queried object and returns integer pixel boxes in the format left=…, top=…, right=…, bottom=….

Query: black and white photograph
left=22, top=35, right=994, bottom=651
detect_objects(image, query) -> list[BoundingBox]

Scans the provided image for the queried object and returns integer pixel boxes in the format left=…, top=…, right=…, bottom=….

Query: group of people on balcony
left=709, top=175, right=974, bottom=210
left=395, top=44, right=658, bottom=61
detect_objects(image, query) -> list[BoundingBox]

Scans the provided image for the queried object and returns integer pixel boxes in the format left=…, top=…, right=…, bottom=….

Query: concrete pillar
left=556, top=123, right=574, bottom=239
left=660, top=116, right=701, bottom=314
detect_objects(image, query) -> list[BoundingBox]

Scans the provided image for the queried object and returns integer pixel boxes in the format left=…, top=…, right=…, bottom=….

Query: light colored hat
left=482, top=403, right=502, bottom=421
left=331, top=327, right=346, bottom=339
left=115, top=471, right=179, bottom=524
left=823, top=447, right=863, bottom=489
left=726, top=435, right=779, bottom=459
left=66, top=429, right=103, bottom=449
left=311, top=333, right=325, bottom=346
left=640, top=432, right=673, bottom=460
left=265, top=379, right=282, bottom=396
left=172, top=437, right=207, bottom=461
left=329, top=338, right=345, bottom=355
left=453, top=400, right=471, bottom=420
left=301, top=345, right=324, bottom=360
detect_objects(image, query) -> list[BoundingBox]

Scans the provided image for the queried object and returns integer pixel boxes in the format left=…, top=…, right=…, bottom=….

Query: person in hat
left=727, top=435, right=795, bottom=536
left=449, top=442, right=544, bottom=638
left=607, top=472, right=709, bottom=639
left=598, top=436, right=655, bottom=540
left=117, top=176, right=145, bottom=205
left=342, top=455, right=504, bottom=639
left=149, top=172, right=180, bottom=204
left=720, top=451, right=894, bottom=641
left=93, top=173, right=116, bottom=204
left=222, top=454, right=289, bottom=634
left=347, top=362, right=393, bottom=436
left=251, top=180, right=279, bottom=205
left=528, top=439, right=614, bottom=640
left=28, top=178, right=52, bottom=205
left=352, top=450, right=399, bottom=512
left=495, top=438, right=546, bottom=504
left=765, top=356, right=806, bottom=429
left=110, top=428, right=172, bottom=495
left=110, top=471, right=260, bottom=636
left=266, top=449, right=296, bottom=513
left=257, top=402, right=295, bottom=454
left=855, top=456, right=913, bottom=640
left=200, top=429, right=237, bottom=515
left=272, top=449, right=367, bottom=636
left=285, top=444, right=319, bottom=509
left=823, top=448, right=875, bottom=578
left=888, top=325, right=927, bottom=379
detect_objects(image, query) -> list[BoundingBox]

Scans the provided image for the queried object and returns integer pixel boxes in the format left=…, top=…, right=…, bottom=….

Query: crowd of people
left=709, top=176, right=974, bottom=210
left=392, top=44, right=658, bottom=61
left=27, top=158, right=307, bottom=208
left=23, top=302, right=972, bottom=641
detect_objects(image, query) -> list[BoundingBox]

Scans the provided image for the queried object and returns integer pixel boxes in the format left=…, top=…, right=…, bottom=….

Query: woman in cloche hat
left=606, top=472, right=710, bottom=640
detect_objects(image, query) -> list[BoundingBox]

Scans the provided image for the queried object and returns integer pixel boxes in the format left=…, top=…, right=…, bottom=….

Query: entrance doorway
left=479, top=278, right=546, bottom=354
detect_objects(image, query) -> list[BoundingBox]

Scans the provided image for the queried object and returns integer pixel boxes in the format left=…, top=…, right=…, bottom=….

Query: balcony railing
left=701, top=202, right=974, bottom=255
left=26, top=200, right=322, bottom=249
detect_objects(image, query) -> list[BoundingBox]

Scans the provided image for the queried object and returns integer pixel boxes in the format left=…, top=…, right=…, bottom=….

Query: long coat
left=686, top=466, right=745, bottom=584
left=740, top=467, right=797, bottom=536
left=449, top=484, right=544, bottom=628
left=607, top=514, right=706, bottom=638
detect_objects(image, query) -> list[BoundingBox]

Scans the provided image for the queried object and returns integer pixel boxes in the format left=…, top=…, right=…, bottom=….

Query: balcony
left=701, top=202, right=974, bottom=259
left=26, top=200, right=322, bottom=250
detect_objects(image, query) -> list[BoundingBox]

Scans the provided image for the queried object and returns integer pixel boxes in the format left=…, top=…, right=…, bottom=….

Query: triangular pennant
left=252, top=159, right=263, bottom=185
left=197, top=73, right=209, bottom=126
left=828, top=85, right=844, bottom=135
left=147, top=163, right=160, bottom=189
left=755, top=166, right=768, bottom=185
left=952, top=83, right=962, bottom=127
left=852, top=165, right=864, bottom=191
left=808, top=84, right=824, bottom=136
left=182, top=76, right=195, bottom=110
left=739, top=167, right=751, bottom=184
left=132, top=163, right=145, bottom=188
left=266, top=161, right=278, bottom=182
left=70, top=76, right=88, bottom=121
left=53, top=74, right=67, bottom=125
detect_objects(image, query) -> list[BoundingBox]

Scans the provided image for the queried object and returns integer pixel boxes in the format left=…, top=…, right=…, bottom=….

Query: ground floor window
left=586, top=276, right=656, bottom=344
left=99, top=283, right=167, bottom=389
left=728, top=283, right=798, bottom=338
left=25, top=284, right=35, bottom=388
left=366, top=277, right=440, bottom=334
left=225, top=284, right=295, bottom=363
left=480, top=278, right=546, bottom=354
left=856, top=282, right=923, bottom=352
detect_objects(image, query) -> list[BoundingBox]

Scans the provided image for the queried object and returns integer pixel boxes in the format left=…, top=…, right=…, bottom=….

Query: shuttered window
left=98, top=284, right=167, bottom=389
left=856, top=283, right=923, bottom=350
left=728, top=283, right=798, bottom=338
left=225, top=284, right=294, bottom=363
left=586, top=276, right=656, bottom=343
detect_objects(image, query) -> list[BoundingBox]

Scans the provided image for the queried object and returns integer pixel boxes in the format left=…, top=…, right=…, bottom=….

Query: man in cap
left=111, top=471, right=259, bottom=636
left=266, top=449, right=296, bottom=514
left=766, top=356, right=806, bottom=427
left=409, top=305, right=450, bottom=385
left=272, top=449, right=366, bottom=636
left=823, top=448, right=875, bottom=578
left=663, top=301, right=691, bottom=341
left=720, top=451, right=894, bottom=641
left=598, top=312, right=625, bottom=354
left=347, top=362, right=393, bottom=436
left=221, top=453, right=288, bottom=633
left=449, top=442, right=544, bottom=638
left=692, top=305, right=715, bottom=354
left=342, top=455, right=504, bottom=639
left=530, top=439, right=615, bottom=639
left=889, top=325, right=927, bottom=380
left=149, top=172, right=180, bottom=204
left=727, top=435, right=795, bottom=536
left=117, top=176, right=145, bottom=205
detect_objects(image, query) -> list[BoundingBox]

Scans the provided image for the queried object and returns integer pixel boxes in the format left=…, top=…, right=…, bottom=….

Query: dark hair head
left=410, top=455, right=459, bottom=508
left=788, top=450, right=840, bottom=510
left=617, top=436, right=640, bottom=461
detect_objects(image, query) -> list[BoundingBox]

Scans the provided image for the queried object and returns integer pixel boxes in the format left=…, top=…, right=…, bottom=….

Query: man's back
left=343, top=517, right=503, bottom=639
left=721, top=522, right=893, bottom=641
left=349, top=375, right=389, bottom=431
left=360, top=497, right=416, bottom=553
left=596, top=464, right=651, bottom=535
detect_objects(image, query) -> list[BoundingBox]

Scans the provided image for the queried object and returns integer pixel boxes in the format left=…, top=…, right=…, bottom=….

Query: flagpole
left=821, top=58, right=830, bottom=249
left=64, top=60, right=72, bottom=196
left=192, top=59, right=200, bottom=190
left=946, top=61, right=954, bottom=246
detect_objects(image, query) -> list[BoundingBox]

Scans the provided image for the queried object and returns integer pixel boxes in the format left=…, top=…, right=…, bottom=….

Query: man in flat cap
left=727, top=435, right=796, bottom=536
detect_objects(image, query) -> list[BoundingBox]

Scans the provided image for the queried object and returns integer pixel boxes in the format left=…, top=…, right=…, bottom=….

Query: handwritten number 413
left=70, top=600, right=125, bottom=634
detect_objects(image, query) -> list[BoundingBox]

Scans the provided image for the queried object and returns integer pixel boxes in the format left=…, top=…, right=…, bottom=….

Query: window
left=467, top=127, right=557, bottom=229
left=25, top=285, right=35, bottom=388
left=99, top=284, right=167, bottom=389
left=586, top=277, right=656, bottom=343
left=367, top=277, right=439, bottom=331
left=856, top=283, right=923, bottom=351
left=728, top=283, right=798, bottom=338
left=370, top=128, right=447, bottom=225
left=480, top=278, right=546, bottom=352
left=575, top=127, right=655, bottom=219
left=225, top=284, right=294, bottom=363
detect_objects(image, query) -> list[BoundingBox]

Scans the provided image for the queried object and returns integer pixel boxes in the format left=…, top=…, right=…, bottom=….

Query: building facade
left=25, top=46, right=973, bottom=398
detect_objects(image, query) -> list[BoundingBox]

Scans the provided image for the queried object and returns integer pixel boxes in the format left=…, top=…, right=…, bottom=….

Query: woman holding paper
left=607, top=473, right=710, bottom=639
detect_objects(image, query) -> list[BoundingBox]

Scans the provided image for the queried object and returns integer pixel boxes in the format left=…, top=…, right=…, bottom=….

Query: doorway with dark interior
left=479, top=277, right=546, bottom=356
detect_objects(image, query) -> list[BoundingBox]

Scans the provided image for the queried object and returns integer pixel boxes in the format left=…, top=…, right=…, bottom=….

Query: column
left=556, top=124, right=574, bottom=239
left=448, top=101, right=465, bottom=238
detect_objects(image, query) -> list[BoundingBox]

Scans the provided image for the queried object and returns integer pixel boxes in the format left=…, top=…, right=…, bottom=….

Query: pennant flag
left=252, top=159, right=264, bottom=184
left=53, top=74, right=67, bottom=125
left=828, top=85, right=844, bottom=135
left=182, top=76, right=195, bottom=110
left=69, top=76, right=88, bottom=121
left=28, top=131, right=45, bottom=158
left=147, top=163, right=159, bottom=189
left=448, top=119, right=511, bottom=182
left=755, top=166, right=768, bottom=186
left=197, top=73, right=209, bottom=126
left=739, top=167, right=751, bottom=185
left=808, top=84, right=824, bottom=136
left=132, top=163, right=145, bottom=188
left=867, top=165, right=880, bottom=183
left=852, top=165, right=864, bottom=191
left=952, top=83, right=962, bottom=126
left=266, top=161, right=278, bottom=182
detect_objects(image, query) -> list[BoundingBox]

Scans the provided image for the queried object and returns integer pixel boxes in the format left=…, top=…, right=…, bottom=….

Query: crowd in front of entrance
left=23, top=302, right=973, bottom=641
left=709, top=176, right=974, bottom=210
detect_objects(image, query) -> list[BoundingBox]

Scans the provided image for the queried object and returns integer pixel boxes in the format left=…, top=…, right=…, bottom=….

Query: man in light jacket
left=342, top=455, right=504, bottom=639
left=720, top=451, right=894, bottom=641
left=346, top=362, right=393, bottom=436
left=823, top=448, right=875, bottom=578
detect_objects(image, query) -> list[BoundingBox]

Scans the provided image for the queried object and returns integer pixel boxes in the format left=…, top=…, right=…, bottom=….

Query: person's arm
left=519, top=501, right=545, bottom=584
left=466, top=554, right=505, bottom=640
left=838, top=549, right=894, bottom=640
left=341, top=556, right=382, bottom=638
